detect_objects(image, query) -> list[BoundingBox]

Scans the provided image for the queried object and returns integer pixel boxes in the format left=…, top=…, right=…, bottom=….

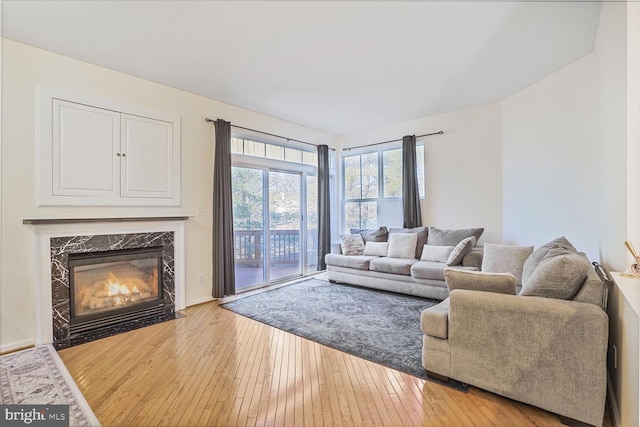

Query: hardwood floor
left=58, top=301, right=612, bottom=427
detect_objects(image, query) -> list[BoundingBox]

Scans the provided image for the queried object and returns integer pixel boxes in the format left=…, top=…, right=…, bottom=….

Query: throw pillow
left=388, top=226, right=428, bottom=258
left=427, top=226, right=484, bottom=246
left=363, top=241, right=389, bottom=257
left=420, top=245, right=455, bottom=263
left=387, top=233, right=418, bottom=259
left=350, top=226, right=389, bottom=242
left=481, top=243, right=534, bottom=287
left=521, top=236, right=577, bottom=285
left=520, top=246, right=589, bottom=300
left=339, top=234, right=365, bottom=256
left=444, top=269, right=517, bottom=295
left=446, top=236, right=477, bottom=266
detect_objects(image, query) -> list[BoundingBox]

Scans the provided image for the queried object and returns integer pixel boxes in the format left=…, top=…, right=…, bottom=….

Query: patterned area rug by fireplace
left=0, top=344, right=101, bottom=426
left=222, top=278, right=468, bottom=392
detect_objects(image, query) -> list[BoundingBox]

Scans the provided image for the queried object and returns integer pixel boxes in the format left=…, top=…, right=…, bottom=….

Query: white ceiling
left=3, top=1, right=602, bottom=135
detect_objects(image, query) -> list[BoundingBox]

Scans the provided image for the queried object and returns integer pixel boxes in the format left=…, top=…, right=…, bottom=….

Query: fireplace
left=68, top=247, right=164, bottom=334
left=48, top=230, right=178, bottom=349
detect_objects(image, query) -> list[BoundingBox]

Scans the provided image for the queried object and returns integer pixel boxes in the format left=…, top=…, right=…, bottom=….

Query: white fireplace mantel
left=27, top=218, right=187, bottom=346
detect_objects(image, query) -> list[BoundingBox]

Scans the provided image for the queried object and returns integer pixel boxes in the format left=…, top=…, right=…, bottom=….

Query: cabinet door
left=120, top=114, right=175, bottom=199
left=52, top=100, right=120, bottom=197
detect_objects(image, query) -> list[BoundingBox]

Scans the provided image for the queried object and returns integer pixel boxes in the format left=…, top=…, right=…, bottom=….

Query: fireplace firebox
left=68, top=247, right=165, bottom=333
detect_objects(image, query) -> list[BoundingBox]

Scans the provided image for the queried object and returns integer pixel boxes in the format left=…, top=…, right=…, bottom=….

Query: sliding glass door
left=232, top=166, right=310, bottom=291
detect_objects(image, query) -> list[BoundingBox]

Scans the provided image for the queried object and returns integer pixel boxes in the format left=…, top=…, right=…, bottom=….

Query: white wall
left=0, top=39, right=335, bottom=351
left=502, top=2, right=628, bottom=268
left=337, top=103, right=503, bottom=244
left=595, top=2, right=630, bottom=274
left=501, top=52, right=600, bottom=259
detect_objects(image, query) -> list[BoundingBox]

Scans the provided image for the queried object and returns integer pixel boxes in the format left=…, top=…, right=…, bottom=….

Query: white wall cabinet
left=39, top=92, right=181, bottom=206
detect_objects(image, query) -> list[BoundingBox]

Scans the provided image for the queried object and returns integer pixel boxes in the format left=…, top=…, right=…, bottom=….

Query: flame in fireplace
left=75, top=269, right=159, bottom=315
left=106, top=273, right=140, bottom=296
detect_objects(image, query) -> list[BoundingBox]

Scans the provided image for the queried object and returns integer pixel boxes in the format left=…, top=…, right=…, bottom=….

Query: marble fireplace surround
left=27, top=217, right=187, bottom=347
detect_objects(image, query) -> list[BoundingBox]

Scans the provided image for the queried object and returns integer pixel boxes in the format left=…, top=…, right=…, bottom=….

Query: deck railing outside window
left=234, top=229, right=317, bottom=266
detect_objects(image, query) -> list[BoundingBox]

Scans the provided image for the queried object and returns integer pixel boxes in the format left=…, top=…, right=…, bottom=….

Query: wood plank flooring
left=58, top=301, right=612, bottom=427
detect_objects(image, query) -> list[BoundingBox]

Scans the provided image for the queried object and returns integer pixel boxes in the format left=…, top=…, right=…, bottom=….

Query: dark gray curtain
left=212, top=119, right=235, bottom=298
left=402, top=135, right=422, bottom=228
left=317, top=145, right=331, bottom=270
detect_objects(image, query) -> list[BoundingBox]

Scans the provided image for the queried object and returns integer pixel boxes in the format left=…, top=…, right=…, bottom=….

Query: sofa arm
left=448, top=290, right=608, bottom=426
left=331, top=242, right=343, bottom=254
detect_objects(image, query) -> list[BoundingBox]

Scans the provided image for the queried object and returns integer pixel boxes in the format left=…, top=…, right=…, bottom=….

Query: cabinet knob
left=122, top=153, right=126, bottom=157
left=116, top=153, right=121, bottom=157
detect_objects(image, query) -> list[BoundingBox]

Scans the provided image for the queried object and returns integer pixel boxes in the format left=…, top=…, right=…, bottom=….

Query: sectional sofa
left=421, top=237, right=608, bottom=427
left=325, top=226, right=484, bottom=300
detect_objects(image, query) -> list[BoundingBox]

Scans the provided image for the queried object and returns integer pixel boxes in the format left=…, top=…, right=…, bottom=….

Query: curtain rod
left=342, top=131, right=444, bottom=151
left=205, top=118, right=335, bottom=151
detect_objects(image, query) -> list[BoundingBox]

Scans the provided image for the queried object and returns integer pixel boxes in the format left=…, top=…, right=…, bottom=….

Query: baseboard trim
left=607, top=371, right=621, bottom=427
left=187, top=296, right=215, bottom=307
left=1, top=339, right=35, bottom=355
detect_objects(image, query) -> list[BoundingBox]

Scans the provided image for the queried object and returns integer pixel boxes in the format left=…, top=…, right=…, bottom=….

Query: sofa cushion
left=520, top=246, right=589, bottom=300
left=444, top=269, right=516, bottom=295
left=420, top=244, right=454, bottom=262
left=369, top=257, right=418, bottom=275
left=410, top=261, right=448, bottom=281
left=339, top=234, right=365, bottom=255
left=387, top=233, right=418, bottom=259
left=363, top=241, right=388, bottom=257
left=447, top=236, right=477, bottom=266
left=482, top=243, right=534, bottom=287
left=521, top=236, right=576, bottom=285
left=324, top=254, right=379, bottom=270
left=573, top=254, right=605, bottom=306
left=421, top=298, right=450, bottom=339
left=389, top=226, right=428, bottom=258
left=426, top=226, right=484, bottom=246
left=350, top=226, right=389, bottom=242
left=462, top=247, right=483, bottom=269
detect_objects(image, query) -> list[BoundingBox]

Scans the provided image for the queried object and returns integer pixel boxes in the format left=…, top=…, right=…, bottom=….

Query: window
left=231, top=136, right=318, bottom=167
left=344, top=152, right=378, bottom=229
left=343, top=144, right=424, bottom=230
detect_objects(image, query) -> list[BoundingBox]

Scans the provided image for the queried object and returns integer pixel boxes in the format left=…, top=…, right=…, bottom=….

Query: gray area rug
left=0, top=344, right=101, bottom=426
left=222, top=278, right=468, bottom=392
